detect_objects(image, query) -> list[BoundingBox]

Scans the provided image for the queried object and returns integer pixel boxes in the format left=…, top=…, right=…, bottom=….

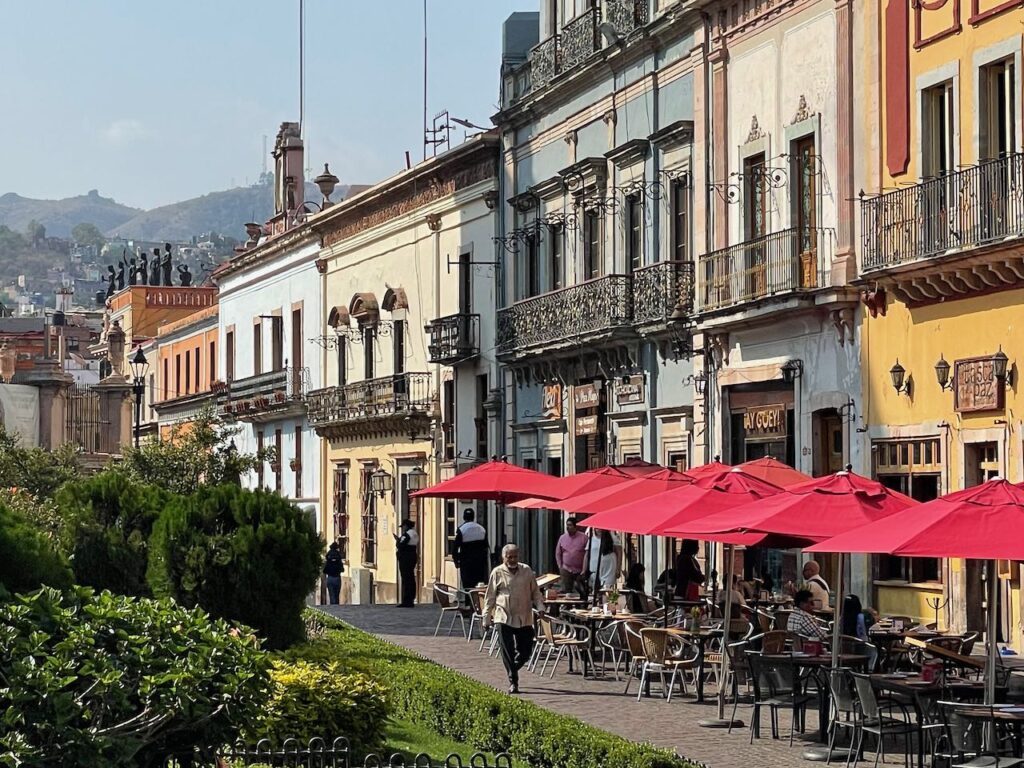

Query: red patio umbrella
left=682, top=460, right=732, bottom=480
left=738, top=456, right=812, bottom=487
left=509, top=465, right=636, bottom=509
left=616, top=457, right=666, bottom=476
left=807, top=478, right=1024, bottom=704
left=410, top=459, right=562, bottom=504
left=555, top=468, right=694, bottom=514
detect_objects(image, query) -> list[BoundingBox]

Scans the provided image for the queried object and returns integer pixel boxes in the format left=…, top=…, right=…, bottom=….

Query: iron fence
left=65, top=381, right=102, bottom=453
left=697, top=227, right=833, bottom=312
left=860, top=153, right=1024, bottom=271
left=632, top=259, right=694, bottom=325
left=605, top=0, right=648, bottom=37
left=560, top=6, right=600, bottom=72
left=426, top=313, right=479, bottom=364
left=306, top=372, right=432, bottom=428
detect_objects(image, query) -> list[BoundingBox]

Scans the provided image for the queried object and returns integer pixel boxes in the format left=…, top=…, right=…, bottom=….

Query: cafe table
left=667, top=625, right=721, bottom=703
left=543, top=597, right=587, bottom=616
left=563, top=608, right=650, bottom=678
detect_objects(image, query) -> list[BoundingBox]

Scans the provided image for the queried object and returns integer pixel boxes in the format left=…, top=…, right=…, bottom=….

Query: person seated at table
left=788, top=589, right=828, bottom=639
left=674, top=540, right=704, bottom=601
left=720, top=574, right=748, bottom=613
left=624, top=563, right=646, bottom=613
left=840, top=594, right=873, bottom=641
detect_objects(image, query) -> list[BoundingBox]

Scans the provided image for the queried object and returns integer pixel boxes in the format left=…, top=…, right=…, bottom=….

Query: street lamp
left=406, top=465, right=429, bottom=492
left=780, top=359, right=804, bottom=384
left=369, top=467, right=393, bottom=499
left=889, top=359, right=912, bottom=396
left=129, top=347, right=149, bottom=448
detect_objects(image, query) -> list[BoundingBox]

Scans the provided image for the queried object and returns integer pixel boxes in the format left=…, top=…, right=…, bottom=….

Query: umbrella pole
left=986, top=559, right=998, bottom=706
left=699, top=542, right=742, bottom=728
left=831, top=552, right=845, bottom=670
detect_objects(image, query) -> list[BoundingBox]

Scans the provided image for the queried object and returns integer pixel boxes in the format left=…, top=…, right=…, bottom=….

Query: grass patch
left=385, top=718, right=515, bottom=765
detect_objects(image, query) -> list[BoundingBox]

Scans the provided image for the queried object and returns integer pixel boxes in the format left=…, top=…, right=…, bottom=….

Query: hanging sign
left=743, top=404, right=786, bottom=439
left=575, top=414, right=599, bottom=436
left=614, top=375, right=645, bottom=405
left=573, top=382, right=601, bottom=409
left=954, top=357, right=1004, bottom=413
left=541, top=383, right=562, bottom=419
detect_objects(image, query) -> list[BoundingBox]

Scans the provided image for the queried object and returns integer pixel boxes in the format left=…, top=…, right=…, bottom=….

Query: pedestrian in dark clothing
left=323, top=542, right=344, bottom=605
left=674, top=539, right=704, bottom=600
left=453, top=509, right=489, bottom=591
left=394, top=519, right=419, bottom=607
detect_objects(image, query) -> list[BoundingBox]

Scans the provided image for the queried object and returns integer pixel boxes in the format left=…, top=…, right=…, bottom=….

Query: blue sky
left=0, top=0, right=534, bottom=209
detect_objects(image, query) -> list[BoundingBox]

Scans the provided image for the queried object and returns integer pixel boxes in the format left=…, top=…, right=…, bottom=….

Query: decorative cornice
left=315, top=258, right=327, bottom=274
left=790, top=95, right=811, bottom=125
left=649, top=119, right=695, bottom=150
left=507, top=190, right=539, bottom=213
left=559, top=156, right=608, bottom=189
left=425, top=213, right=443, bottom=232
left=745, top=115, right=766, bottom=144
left=605, top=138, right=651, bottom=170
left=214, top=226, right=318, bottom=283
left=531, top=174, right=566, bottom=202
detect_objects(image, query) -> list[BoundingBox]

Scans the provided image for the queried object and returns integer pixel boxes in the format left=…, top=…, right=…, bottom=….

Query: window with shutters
left=360, top=465, right=378, bottom=566
left=333, top=466, right=349, bottom=560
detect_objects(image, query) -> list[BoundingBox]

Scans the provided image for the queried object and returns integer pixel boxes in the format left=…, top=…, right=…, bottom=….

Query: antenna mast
left=422, top=0, right=428, bottom=161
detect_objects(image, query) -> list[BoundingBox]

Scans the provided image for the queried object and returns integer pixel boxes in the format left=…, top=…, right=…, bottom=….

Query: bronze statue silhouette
left=151, top=249, right=162, bottom=285
left=138, top=249, right=148, bottom=285
left=161, top=244, right=173, bottom=285
left=127, top=257, right=137, bottom=286
left=104, top=265, right=116, bottom=299
left=177, top=264, right=193, bottom=287
left=115, top=262, right=125, bottom=290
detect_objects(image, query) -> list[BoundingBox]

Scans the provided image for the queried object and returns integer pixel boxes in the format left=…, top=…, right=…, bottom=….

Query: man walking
left=394, top=519, right=419, bottom=607
left=452, top=509, right=489, bottom=591
left=483, top=544, right=545, bottom=694
left=555, top=516, right=588, bottom=593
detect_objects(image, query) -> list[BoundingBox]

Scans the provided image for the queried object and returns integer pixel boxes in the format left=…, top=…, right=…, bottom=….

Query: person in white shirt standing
left=483, top=544, right=545, bottom=694
left=394, top=519, right=419, bottom=607
left=453, top=509, right=489, bottom=591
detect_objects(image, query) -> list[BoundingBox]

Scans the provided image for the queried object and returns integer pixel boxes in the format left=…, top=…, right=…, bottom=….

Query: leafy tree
left=0, top=587, right=270, bottom=767
left=0, top=499, right=72, bottom=596
left=118, top=407, right=270, bottom=496
left=147, top=485, right=322, bottom=649
left=24, top=219, right=45, bottom=248
left=71, top=221, right=106, bottom=249
left=0, top=426, right=81, bottom=500
left=53, top=470, right=167, bottom=596
left=0, top=224, right=27, bottom=252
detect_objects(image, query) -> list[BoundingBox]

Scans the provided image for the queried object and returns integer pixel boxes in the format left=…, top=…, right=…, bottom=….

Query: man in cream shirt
left=483, top=544, right=545, bottom=694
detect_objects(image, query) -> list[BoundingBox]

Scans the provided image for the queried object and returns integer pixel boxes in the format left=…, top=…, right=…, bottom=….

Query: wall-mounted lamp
left=934, top=355, right=952, bottom=391
left=482, top=190, right=498, bottom=210
left=780, top=359, right=804, bottom=384
left=890, top=359, right=912, bottom=396
left=369, top=467, right=393, bottom=499
left=684, top=371, right=708, bottom=396
left=406, top=465, right=429, bottom=492
left=993, top=347, right=1014, bottom=386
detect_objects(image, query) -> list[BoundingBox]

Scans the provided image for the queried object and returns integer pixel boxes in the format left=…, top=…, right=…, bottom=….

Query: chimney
left=272, top=121, right=305, bottom=223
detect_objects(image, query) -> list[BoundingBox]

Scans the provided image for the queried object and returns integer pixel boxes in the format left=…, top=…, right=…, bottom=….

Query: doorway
left=964, top=442, right=1005, bottom=638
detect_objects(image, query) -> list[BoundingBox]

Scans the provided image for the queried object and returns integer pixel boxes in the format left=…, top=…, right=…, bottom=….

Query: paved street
left=323, top=605, right=861, bottom=768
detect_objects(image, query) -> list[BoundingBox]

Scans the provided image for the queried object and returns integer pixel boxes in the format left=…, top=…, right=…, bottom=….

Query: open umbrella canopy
left=585, top=467, right=783, bottom=543
left=738, top=456, right=813, bottom=487
left=680, top=470, right=918, bottom=547
left=616, top=458, right=666, bottom=476
left=410, top=459, right=562, bottom=504
left=682, top=460, right=732, bottom=480
left=509, top=465, right=636, bottom=509
left=556, top=468, right=694, bottom=514
left=806, top=478, right=1024, bottom=559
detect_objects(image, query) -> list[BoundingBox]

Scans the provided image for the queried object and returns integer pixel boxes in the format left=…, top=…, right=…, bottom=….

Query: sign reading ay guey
left=743, top=404, right=787, bottom=439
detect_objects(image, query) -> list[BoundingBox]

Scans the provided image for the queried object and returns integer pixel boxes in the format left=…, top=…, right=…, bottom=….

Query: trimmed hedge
left=300, top=612, right=705, bottom=768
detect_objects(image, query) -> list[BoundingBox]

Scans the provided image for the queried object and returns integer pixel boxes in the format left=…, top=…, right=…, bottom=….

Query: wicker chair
left=636, top=627, right=699, bottom=702
left=432, top=583, right=470, bottom=638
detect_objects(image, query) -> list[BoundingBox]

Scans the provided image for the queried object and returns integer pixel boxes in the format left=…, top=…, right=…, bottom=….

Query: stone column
left=20, top=359, right=72, bottom=450
left=710, top=45, right=730, bottom=251
left=92, top=375, right=133, bottom=455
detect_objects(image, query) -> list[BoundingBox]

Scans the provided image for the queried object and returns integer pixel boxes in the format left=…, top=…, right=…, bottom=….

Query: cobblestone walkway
left=323, top=605, right=853, bottom=768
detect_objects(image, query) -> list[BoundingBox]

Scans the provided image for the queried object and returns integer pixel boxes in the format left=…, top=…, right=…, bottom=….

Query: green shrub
left=147, top=485, right=322, bottom=649
left=248, top=659, right=389, bottom=756
left=54, top=470, right=167, bottom=596
left=295, top=614, right=702, bottom=768
left=0, top=587, right=270, bottom=767
left=0, top=499, right=72, bottom=595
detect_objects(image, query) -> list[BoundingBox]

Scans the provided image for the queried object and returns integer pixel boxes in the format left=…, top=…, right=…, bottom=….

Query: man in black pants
left=394, top=519, right=419, bottom=607
left=482, top=543, right=545, bottom=694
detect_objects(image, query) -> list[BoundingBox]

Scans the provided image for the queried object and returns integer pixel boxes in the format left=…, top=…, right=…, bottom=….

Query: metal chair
left=932, top=701, right=1023, bottom=768
left=538, top=615, right=592, bottom=678
left=825, top=667, right=858, bottom=766
left=637, top=627, right=698, bottom=702
left=849, top=671, right=915, bottom=768
left=745, top=651, right=814, bottom=744
left=432, top=583, right=469, bottom=638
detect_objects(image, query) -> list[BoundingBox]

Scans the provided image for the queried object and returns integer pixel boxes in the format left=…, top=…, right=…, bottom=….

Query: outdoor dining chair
left=825, top=667, right=858, bottom=766
left=622, top=621, right=649, bottom=696
left=932, top=701, right=1023, bottom=768
left=538, top=615, right=593, bottom=679
left=596, top=619, right=643, bottom=680
left=636, top=627, right=699, bottom=703
left=705, top=618, right=754, bottom=689
left=745, top=650, right=815, bottom=745
left=432, top=583, right=471, bottom=638
left=849, top=671, right=916, bottom=768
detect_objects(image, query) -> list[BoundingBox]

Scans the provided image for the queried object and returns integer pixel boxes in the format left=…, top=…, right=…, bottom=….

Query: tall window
left=360, top=465, right=377, bottom=566
left=524, top=233, right=540, bottom=297
left=256, top=430, right=265, bottom=488
left=744, top=153, right=768, bottom=240
left=271, top=317, right=283, bottom=371
left=443, top=379, right=456, bottom=461
left=922, top=81, right=955, bottom=178
left=193, top=347, right=200, bottom=391
left=475, top=373, right=489, bottom=459
left=293, top=427, right=302, bottom=498
left=393, top=320, right=405, bottom=375
left=626, top=194, right=642, bottom=272
left=184, top=349, right=191, bottom=394
left=162, top=358, right=169, bottom=400
left=459, top=252, right=472, bottom=314
left=363, top=326, right=375, bottom=379
left=336, top=335, right=347, bottom=386
left=225, top=330, right=235, bottom=382
left=549, top=225, right=563, bottom=291
left=671, top=178, right=690, bottom=262
left=175, top=354, right=181, bottom=397
left=792, top=135, right=818, bottom=255
left=274, top=429, right=283, bottom=493
left=291, top=309, right=302, bottom=371
left=583, top=212, right=602, bottom=279
left=333, top=466, right=349, bottom=559
left=253, top=323, right=262, bottom=375
left=981, top=59, right=1015, bottom=161
left=208, top=341, right=216, bottom=383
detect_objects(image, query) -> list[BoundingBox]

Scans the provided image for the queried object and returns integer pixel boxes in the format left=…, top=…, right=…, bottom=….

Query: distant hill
left=0, top=190, right=141, bottom=237
left=0, top=180, right=348, bottom=243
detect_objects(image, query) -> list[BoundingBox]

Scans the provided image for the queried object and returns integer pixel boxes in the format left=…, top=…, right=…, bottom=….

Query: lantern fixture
left=690, top=371, right=707, bottom=396
left=992, top=347, right=1014, bottom=386
left=369, top=467, right=393, bottom=499
left=129, top=346, right=149, bottom=383
left=780, top=359, right=804, bottom=384
left=406, top=465, right=429, bottom=492
left=934, top=355, right=952, bottom=391
left=890, top=359, right=912, bottom=396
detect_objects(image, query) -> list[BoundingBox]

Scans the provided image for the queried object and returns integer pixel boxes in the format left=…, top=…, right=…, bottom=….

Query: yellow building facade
left=859, top=0, right=1024, bottom=644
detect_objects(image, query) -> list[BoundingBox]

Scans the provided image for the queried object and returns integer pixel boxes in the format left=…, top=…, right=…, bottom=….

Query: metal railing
left=861, top=153, right=1024, bottom=271
left=605, top=0, right=648, bottom=36
left=560, top=6, right=601, bottom=72
left=66, top=381, right=102, bottom=453
left=496, top=274, right=633, bottom=355
left=632, top=259, right=694, bottom=325
left=530, top=34, right=559, bottom=91
left=697, top=227, right=833, bottom=312
left=223, top=366, right=310, bottom=417
left=426, top=313, right=480, bottom=364
left=306, top=372, right=432, bottom=428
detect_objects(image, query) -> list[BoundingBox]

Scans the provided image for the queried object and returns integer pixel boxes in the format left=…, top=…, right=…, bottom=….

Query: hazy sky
left=0, top=1, right=534, bottom=210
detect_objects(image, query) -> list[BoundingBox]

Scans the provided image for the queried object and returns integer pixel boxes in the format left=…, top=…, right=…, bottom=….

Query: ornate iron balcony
left=530, top=34, right=559, bottom=91
left=496, top=275, right=633, bottom=358
left=561, top=6, right=601, bottom=73
left=605, top=0, right=648, bottom=37
left=307, top=372, right=432, bottom=434
left=222, top=366, right=310, bottom=422
left=632, top=260, right=694, bottom=326
left=426, top=313, right=479, bottom=364
left=697, top=227, right=833, bottom=313
left=861, top=153, right=1024, bottom=272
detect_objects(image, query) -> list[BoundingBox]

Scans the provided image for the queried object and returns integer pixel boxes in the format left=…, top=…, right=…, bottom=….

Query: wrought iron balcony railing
left=560, top=6, right=601, bottom=73
left=426, top=313, right=480, bottom=364
left=632, top=260, right=694, bottom=326
left=306, top=372, right=432, bottom=430
left=697, top=227, right=833, bottom=313
left=530, top=34, right=559, bottom=91
left=861, top=153, right=1024, bottom=272
left=221, top=366, right=310, bottom=420
left=496, top=274, right=633, bottom=357
left=605, top=0, right=649, bottom=37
